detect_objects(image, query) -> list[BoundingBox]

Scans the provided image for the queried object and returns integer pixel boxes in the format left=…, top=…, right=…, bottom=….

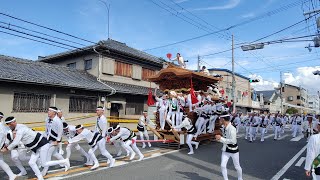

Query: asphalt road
left=0, top=126, right=311, bottom=180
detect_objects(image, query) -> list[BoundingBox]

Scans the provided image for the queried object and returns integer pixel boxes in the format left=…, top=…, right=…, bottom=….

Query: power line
left=0, top=21, right=87, bottom=46
left=0, top=12, right=95, bottom=44
left=0, top=30, right=72, bottom=50
left=0, top=25, right=81, bottom=49
left=144, top=0, right=307, bottom=51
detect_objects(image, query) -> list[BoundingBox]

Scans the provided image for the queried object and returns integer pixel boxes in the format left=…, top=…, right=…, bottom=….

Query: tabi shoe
left=90, top=163, right=100, bottom=170
left=64, top=158, right=70, bottom=172
left=109, top=158, right=115, bottom=168
left=129, top=152, right=136, bottom=160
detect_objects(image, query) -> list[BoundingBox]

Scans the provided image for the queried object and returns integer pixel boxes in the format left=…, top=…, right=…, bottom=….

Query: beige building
left=207, top=68, right=252, bottom=113
left=281, top=84, right=309, bottom=113
left=39, top=39, right=163, bottom=119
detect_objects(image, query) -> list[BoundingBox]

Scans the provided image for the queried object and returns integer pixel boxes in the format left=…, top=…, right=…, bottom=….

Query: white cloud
left=283, top=66, right=320, bottom=93
left=249, top=74, right=279, bottom=91
left=193, top=0, right=241, bottom=11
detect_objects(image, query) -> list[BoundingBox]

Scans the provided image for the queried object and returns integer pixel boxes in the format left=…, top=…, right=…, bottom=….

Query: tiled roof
left=39, top=39, right=164, bottom=65
left=0, top=55, right=112, bottom=92
left=102, top=80, right=162, bottom=96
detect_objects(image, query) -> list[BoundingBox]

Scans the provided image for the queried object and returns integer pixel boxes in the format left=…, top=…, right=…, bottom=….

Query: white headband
left=0, top=115, right=3, bottom=118
left=57, top=109, right=62, bottom=113
left=96, top=107, right=104, bottom=111
left=5, top=118, right=16, bottom=124
left=49, top=108, right=57, bottom=112
left=220, top=114, right=230, bottom=118
left=75, top=125, right=83, bottom=130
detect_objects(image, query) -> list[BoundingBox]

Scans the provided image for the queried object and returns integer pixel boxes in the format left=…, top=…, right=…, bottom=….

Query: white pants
left=221, top=151, right=243, bottom=180
left=201, top=118, right=209, bottom=134
left=186, top=134, right=198, bottom=153
left=0, top=152, right=16, bottom=180
left=250, top=127, right=257, bottom=141
left=29, top=143, right=67, bottom=179
left=124, top=137, right=143, bottom=158
left=159, top=110, right=166, bottom=130
left=208, top=115, right=217, bottom=133
left=274, top=126, right=281, bottom=139
left=245, top=126, right=250, bottom=139
left=166, top=111, right=176, bottom=127
left=138, top=130, right=151, bottom=147
left=66, top=143, right=90, bottom=163
left=42, top=143, right=65, bottom=175
left=176, top=112, right=183, bottom=129
left=260, top=128, right=266, bottom=141
left=292, top=125, right=302, bottom=137
left=195, top=117, right=205, bottom=136
left=114, top=141, right=129, bottom=156
left=89, top=139, right=113, bottom=165
left=11, top=148, right=30, bottom=174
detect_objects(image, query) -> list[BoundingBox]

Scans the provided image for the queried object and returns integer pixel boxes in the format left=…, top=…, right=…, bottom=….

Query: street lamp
left=99, top=0, right=111, bottom=39
left=241, top=43, right=264, bottom=51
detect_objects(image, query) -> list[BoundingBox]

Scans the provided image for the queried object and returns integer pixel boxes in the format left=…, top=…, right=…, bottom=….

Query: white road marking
left=264, top=134, right=275, bottom=139
left=46, top=149, right=161, bottom=174
left=48, top=149, right=180, bottom=180
left=295, top=157, right=306, bottom=167
left=270, top=145, right=307, bottom=180
left=290, top=135, right=304, bottom=142
left=278, top=135, right=290, bottom=140
left=283, top=178, right=290, bottom=180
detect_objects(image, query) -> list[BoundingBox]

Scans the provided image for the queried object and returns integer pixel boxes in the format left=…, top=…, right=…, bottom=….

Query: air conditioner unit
left=288, top=96, right=293, bottom=101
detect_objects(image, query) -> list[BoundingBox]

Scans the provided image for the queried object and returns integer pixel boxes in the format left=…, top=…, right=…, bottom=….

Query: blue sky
left=1, top=0, right=320, bottom=92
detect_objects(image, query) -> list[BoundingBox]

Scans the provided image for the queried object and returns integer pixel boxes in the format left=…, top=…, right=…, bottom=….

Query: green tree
left=286, top=107, right=298, bottom=114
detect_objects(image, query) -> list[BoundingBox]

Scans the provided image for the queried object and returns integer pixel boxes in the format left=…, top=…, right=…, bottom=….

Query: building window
left=288, top=96, right=293, bottom=101
left=142, top=68, right=156, bottom=81
left=297, top=96, right=300, bottom=100
left=237, top=90, right=242, bottom=99
left=126, top=95, right=144, bottom=115
left=115, top=61, right=132, bottom=77
left=69, top=96, right=97, bottom=113
left=67, top=62, right=76, bottom=69
left=13, top=92, right=51, bottom=112
left=297, top=104, right=301, bottom=106
left=84, top=59, right=92, bottom=70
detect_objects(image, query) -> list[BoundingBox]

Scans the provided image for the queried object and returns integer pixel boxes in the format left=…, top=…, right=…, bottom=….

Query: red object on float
left=166, top=53, right=172, bottom=59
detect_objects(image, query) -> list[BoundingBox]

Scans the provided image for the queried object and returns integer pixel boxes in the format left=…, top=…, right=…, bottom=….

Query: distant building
left=207, top=68, right=254, bottom=114
left=256, top=90, right=281, bottom=113
left=281, top=84, right=309, bottom=113
left=308, top=94, right=319, bottom=114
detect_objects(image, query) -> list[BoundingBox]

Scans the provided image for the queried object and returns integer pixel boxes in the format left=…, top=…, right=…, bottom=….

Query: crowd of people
left=0, top=107, right=146, bottom=180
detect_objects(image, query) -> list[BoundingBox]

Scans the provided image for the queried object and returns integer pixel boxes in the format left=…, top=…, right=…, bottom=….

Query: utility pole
left=280, top=71, right=283, bottom=114
left=232, top=34, right=236, bottom=113
left=197, top=55, right=200, bottom=72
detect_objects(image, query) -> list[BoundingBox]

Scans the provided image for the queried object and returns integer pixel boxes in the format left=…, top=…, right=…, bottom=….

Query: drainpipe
left=93, top=46, right=116, bottom=96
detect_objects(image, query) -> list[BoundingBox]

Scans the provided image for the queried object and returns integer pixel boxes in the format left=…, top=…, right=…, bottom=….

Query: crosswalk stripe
left=264, top=134, right=275, bottom=139
left=295, top=157, right=306, bottom=167
left=290, top=135, right=304, bottom=142
left=278, top=134, right=289, bottom=140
